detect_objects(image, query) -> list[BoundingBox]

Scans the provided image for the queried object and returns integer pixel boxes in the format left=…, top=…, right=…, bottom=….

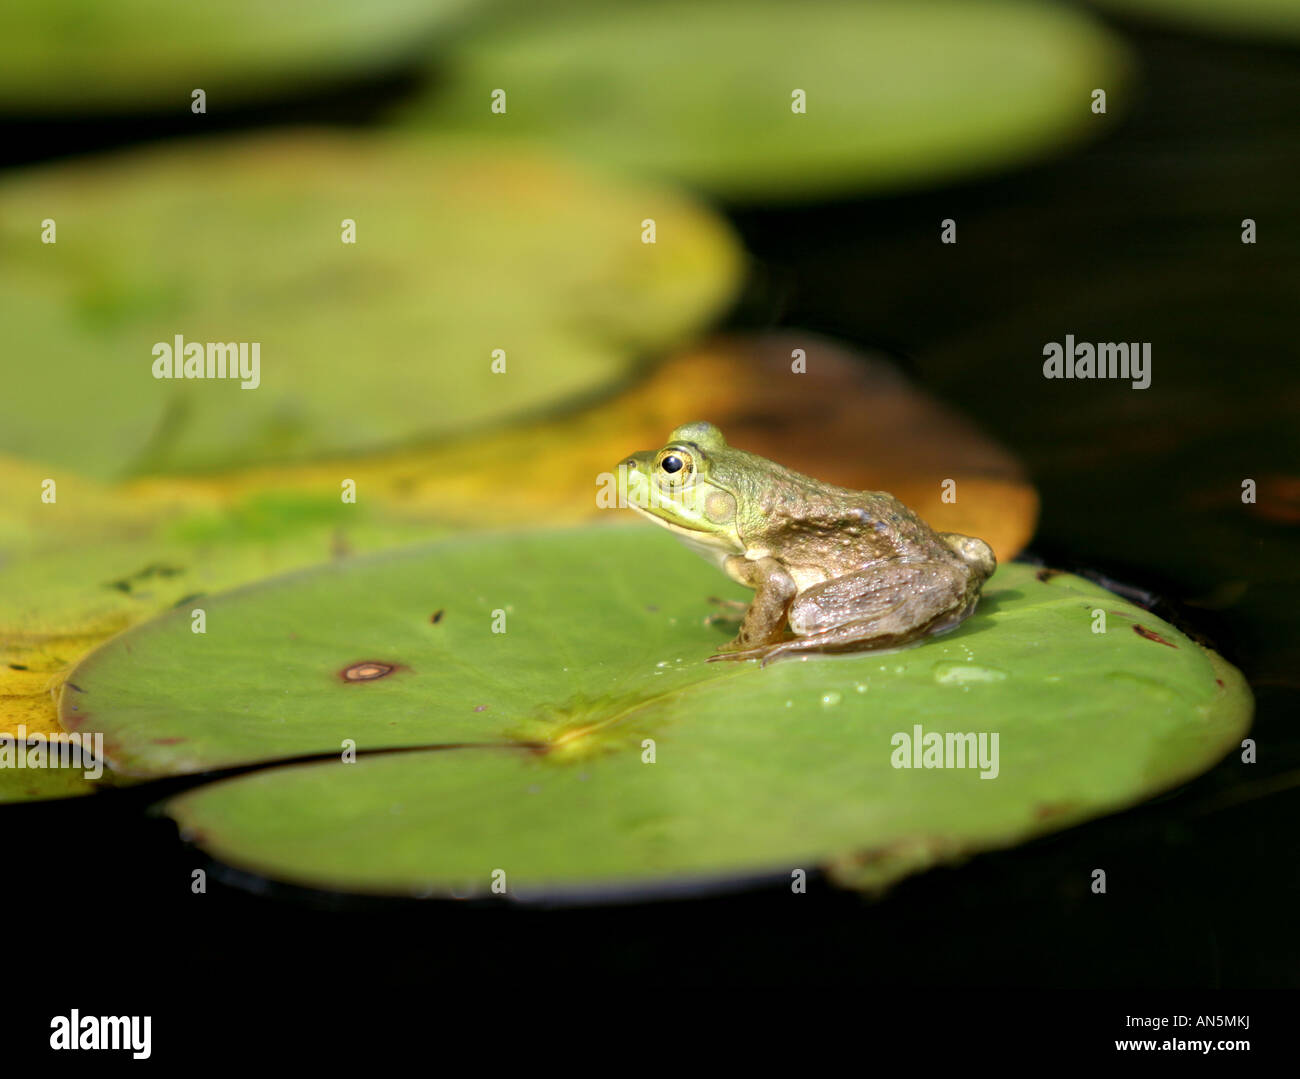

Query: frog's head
left=619, top=421, right=751, bottom=556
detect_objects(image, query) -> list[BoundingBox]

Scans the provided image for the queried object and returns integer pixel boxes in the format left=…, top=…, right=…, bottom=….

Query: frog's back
left=836, top=489, right=966, bottom=565
left=742, top=474, right=951, bottom=565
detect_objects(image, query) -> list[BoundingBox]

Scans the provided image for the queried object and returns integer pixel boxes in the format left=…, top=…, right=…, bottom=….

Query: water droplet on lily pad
left=933, top=662, right=1009, bottom=685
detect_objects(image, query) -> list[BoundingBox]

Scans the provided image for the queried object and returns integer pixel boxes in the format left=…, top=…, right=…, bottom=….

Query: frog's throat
left=628, top=504, right=739, bottom=569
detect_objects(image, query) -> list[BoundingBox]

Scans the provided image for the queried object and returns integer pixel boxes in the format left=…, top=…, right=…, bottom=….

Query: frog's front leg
left=708, top=556, right=796, bottom=660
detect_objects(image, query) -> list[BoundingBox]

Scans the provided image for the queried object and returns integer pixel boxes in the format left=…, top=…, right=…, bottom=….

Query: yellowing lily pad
left=132, top=332, right=1040, bottom=562
left=0, top=131, right=742, bottom=477
left=0, top=455, right=441, bottom=742
left=57, top=526, right=1248, bottom=898
left=0, top=742, right=98, bottom=804
left=400, top=0, right=1133, bottom=202
left=0, top=0, right=476, bottom=113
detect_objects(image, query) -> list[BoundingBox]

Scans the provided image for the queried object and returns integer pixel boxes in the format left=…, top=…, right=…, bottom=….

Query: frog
left=619, top=421, right=996, bottom=664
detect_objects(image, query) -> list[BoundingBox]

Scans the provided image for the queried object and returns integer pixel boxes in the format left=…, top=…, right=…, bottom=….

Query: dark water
left=6, top=13, right=1297, bottom=1046
left=722, top=24, right=1300, bottom=988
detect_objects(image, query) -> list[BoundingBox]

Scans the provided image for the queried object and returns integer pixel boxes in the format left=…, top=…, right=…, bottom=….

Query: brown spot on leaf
left=152, top=737, right=187, bottom=745
left=431, top=610, right=445, bottom=624
left=1216, top=678, right=1225, bottom=688
left=339, top=661, right=402, bottom=683
left=65, top=683, right=86, bottom=693
left=1133, top=624, right=1176, bottom=647
left=1035, top=801, right=1081, bottom=821
left=1036, top=568, right=1062, bottom=582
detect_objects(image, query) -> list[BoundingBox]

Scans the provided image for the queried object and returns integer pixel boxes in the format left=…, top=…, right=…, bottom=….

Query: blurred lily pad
left=138, top=332, right=1040, bottom=562
left=1092, top=0, right=1300, bottom=41
left=59, top=526, right=1248, bottom=898
left=400, top=0, right=1133, bottom=202
left=0, top=131, right=742, bottom=477
left=0, top=0, right=476, bottom=113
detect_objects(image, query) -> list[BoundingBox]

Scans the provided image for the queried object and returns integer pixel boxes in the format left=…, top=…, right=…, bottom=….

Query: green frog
left=619, top=422, right=996, bottom=664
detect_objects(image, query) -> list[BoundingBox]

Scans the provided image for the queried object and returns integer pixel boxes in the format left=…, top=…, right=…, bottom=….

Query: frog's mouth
left=626, top=502, right=739, bottom=567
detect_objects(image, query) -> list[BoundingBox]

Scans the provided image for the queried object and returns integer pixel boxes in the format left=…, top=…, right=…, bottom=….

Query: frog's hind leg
left=746, top=609, right=967, bottom=666
left=736, top=562, right=973, bottom=666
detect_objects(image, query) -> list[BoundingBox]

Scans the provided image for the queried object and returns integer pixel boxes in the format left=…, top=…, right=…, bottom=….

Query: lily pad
left=128, top=331, right=1040, bottom=562
left=1092, top=0, right=1300, bottom=41
left=0, top=456, right=441, bottom=743
left=0, top=131, right=742, bottom=477
left=400, top=0, right=1133, bottom=202
left=0, top=331, right=1037, bottom=793
left=0, top=0, right=476, bottom=113
left=58, top=526, right=1249, bottom=897
left=0, top=751, right=97, bottom=805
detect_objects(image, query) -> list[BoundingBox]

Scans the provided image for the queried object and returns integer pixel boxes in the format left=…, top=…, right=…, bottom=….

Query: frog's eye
left=655, top=448, right=695, bottom=480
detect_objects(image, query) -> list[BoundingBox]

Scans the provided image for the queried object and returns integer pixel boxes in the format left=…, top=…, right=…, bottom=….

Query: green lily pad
left=60, top=526, right=1250, bottom=897
left=0, top=450, right=464, bottom=801
left=1092, top=0, right=1300, bottom=41
left=399, top=0, right=1133, bottom=202
left=0, top=0, right=476, bottom=113
left=0, top=132, right=741, bottom=477
left=0, top=506, right=443, bottom=804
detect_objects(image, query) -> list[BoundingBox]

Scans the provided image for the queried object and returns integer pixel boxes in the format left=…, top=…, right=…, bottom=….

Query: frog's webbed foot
left=708, top=638, right=755, bottom=660
left=704, top=595, right=748, bottom=631
left=708, top=610, right=793, bottom=662
left=707, top=631, right=793, bottom=664
left=709, top=635, right=845, bottom=666
left=707, top=643, right=774, bottom=664
left=711, top=637, right=828, bottom=666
